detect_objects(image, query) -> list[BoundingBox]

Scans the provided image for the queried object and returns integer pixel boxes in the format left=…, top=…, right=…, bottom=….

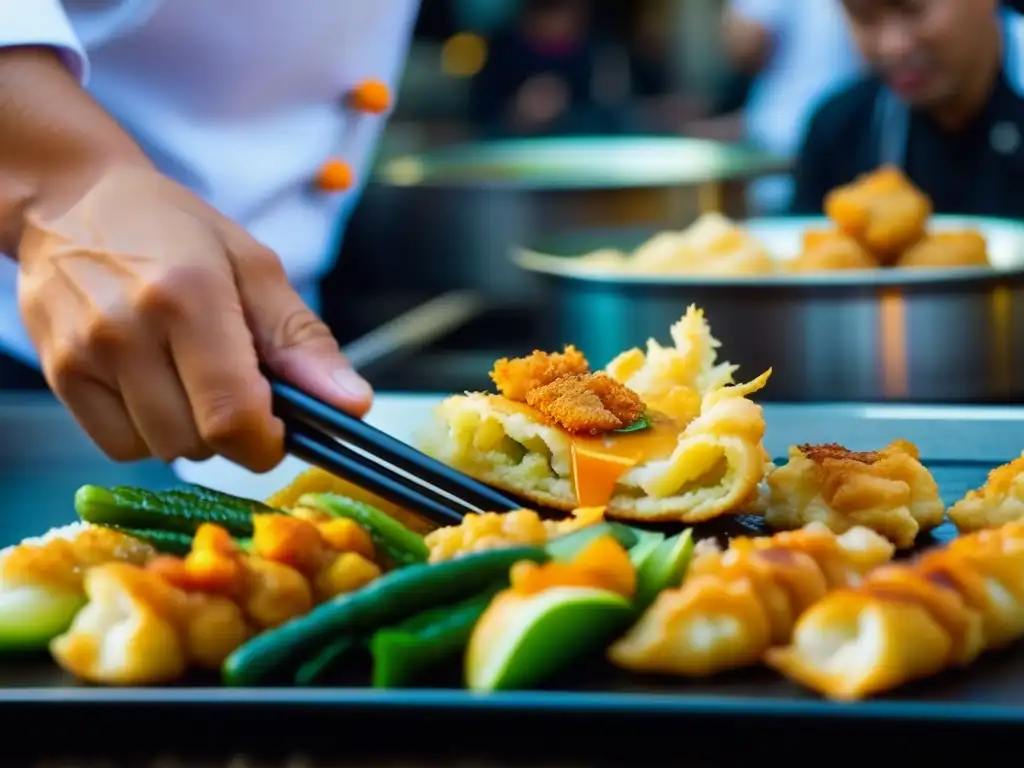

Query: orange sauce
left=489, top=397, right=684, bottom=507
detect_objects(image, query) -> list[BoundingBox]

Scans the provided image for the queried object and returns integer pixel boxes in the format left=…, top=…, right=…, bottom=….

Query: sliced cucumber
left=465, top=586, right=632, bottom=692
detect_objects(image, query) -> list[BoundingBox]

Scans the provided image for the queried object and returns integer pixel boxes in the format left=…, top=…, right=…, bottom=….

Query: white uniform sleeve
left=0, top=0, right=89, bottom=82
left=727, top=0, right=789, bottom=31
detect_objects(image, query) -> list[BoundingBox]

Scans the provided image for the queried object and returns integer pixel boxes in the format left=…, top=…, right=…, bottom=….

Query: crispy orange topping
left=251, top=514, right=326, bottom=574
left=526, top=373, right=644, bottom=434
left=317, top=518, right=375, bottom=560
left=315, top=158, right=354, bottom=192
left=510, top=535, right=635, bottom=598
left=490, top=346, right=590, bottom=402
left=799, top=443, right=880, bottom=466
left=348, top=79, right=392, bottom=114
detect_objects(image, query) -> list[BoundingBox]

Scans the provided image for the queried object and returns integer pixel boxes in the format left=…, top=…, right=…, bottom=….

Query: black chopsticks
left=267, top=375, right=522, bottom=526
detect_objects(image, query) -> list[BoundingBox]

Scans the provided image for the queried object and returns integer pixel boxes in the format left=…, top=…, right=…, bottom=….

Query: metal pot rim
left=512, top=215, right=1024, bottom=290
left=374, top=136, right=789, bottom=191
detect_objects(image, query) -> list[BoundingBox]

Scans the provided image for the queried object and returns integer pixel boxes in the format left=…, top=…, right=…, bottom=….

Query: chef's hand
left=17, top=165, right=373, bottom=472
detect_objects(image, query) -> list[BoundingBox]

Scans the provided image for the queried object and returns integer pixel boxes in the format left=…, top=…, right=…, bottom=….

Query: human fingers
left=50, top=374, right=149, bottom=462
left=229, top=239, right=372, bottom=417
left=117, top=344, right=214, bottom=463
left=145, top=264, right=284, bottom=472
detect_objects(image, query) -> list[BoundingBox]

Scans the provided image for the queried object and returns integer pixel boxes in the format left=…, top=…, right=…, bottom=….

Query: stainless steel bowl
left=348, top=137, right=788, bottom=303
left=515, top=216, right=1024, bottom=402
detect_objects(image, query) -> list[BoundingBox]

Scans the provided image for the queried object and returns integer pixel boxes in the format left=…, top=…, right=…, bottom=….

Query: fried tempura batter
left=788, top=230, right=878, bottom=273
left=948, top=452, right=1024, bottom=533
left=765, top=440, right=944, bottom=549
left=525, top=373, right=645, bottom=434
left=490, top=346, right=590, bottom=402
left=897, top=231, right=990, bottom=269
left=824, top=165, right=931, bottom=261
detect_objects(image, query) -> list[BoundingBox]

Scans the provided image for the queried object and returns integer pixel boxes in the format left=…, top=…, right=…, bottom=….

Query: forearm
left=0, top=46, right=152, bottom=255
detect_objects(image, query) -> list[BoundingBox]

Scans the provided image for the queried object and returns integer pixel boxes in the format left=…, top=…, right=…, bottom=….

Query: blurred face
left=841, top=0, right=998, bottom=107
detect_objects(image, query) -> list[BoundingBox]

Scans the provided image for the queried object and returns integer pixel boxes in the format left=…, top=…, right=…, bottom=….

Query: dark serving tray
left=2, top=394, right=1024, bottom=762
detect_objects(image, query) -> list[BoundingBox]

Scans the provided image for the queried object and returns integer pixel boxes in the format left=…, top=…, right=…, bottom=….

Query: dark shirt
left=791, top=72, right=1024, bottom=218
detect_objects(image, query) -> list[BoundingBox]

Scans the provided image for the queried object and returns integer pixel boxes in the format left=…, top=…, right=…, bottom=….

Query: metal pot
left=348, top=137, right=787, bottom=304
left=515, top=216, right=1024, bottom=402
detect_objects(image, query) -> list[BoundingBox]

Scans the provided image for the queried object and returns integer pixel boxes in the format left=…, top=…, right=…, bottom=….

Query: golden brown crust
left=824, top=165, right=932, bottom=261
left=765, top=439, right=943, bottom=549
left=897, top=231, right=989, bottom=269
left=797, top=442, right=881, bottom=467
left=947, top=454, right=1024, bottom=533
left=788, top=231, right=878, bottom=273
left=489, top=346, right=590, bottom=402
left=525, top=373, right=645, bottom=434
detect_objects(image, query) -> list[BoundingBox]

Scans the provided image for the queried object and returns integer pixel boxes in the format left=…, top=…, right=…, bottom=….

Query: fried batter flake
left=490, top=346, right=590, bottom=402
left=525, top=373, right=644, bottom=435
left=798, top=443, right=881, bottom=466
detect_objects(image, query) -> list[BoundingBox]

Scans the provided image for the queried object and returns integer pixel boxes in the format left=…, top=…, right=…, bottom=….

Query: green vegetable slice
left=544, top=522, right=637, bottom=562
left=465, top=586, right=632, bottom=692
left=293, top=636, right=356, bottom=686
left=0, top=586, right=84, bottom=653
left=626, top=530, right=666, bottom=569
left=74, top=485, right=264, bottom=537
left=614, top=417, right=649, bottom=434
left=223, top=545, right=548, bottom=686
left=635, top=529, right=695, bottom=610
left=370, top=586, right=501, bottom=688
left=298, top=492, right=429, bottom=566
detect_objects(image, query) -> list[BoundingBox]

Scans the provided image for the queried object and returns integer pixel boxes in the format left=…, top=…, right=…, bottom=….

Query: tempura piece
left=948, top=452, right=1024, bottom=533
left=51, top=515, right=383, bottom=685
left=766, top=520, right=1024, bottom=700
left=577, top=213, right=775, bottom=276
left=765, top=441, right=944, bottom=549
left=490, top=346, right=590, bottom=402
left=605, top=305, right=739, bottom=423
left=824, top=165, right=931, bottom=261
left=424, top=506, right=605, bottom=563
left=0, top=523, right=156, bottom=651
left=608, top=523, right=894, bottom=676
left=897, top=231, right=990, bottom=269
left=525, top=373, right=645, bottom=434
left=787, top=229, right=877, bottom=273
left=50, top=562, right=246, bottom=685
left=419, top=368, right=771, bottom=523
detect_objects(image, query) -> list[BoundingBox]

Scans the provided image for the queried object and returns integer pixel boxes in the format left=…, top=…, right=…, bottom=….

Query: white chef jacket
left=729, top=0, right=863, bottom=213
left=0, top=0, right=420, bottom=365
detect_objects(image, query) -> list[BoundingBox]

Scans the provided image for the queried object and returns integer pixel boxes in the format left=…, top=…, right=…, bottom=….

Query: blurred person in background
left=469, top=0, right=623, bottom=137
left=628, top=0, right=709, bottom=133
left=0, top=2, right=418, bottom=472
left=791, top=0, right=1024, bottom=217
left=721, top=0, right=864, bottom=212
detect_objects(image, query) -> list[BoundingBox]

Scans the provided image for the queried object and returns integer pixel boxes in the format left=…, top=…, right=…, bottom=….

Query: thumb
left=235, top=245, right=373, bottom=417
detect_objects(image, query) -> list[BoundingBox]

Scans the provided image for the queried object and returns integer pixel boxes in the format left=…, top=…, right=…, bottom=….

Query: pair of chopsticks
left=267, top=375, right=521, bottom=526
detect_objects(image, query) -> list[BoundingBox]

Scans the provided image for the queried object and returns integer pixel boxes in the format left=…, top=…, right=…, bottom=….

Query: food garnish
left=465, top=536, right=636, bottom=692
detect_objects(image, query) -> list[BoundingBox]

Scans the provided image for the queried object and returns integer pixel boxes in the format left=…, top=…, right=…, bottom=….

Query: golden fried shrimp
left=525, top=373, right=645, bottom=434
left=897, top=231, right=990, bottom=269
left=765, top=440, right=944, bottom=549
left=489, top=346, right=590, bottom=402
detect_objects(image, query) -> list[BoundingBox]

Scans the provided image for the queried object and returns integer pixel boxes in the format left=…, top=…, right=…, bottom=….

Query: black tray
left=2, top=395, right=1023, bottom=761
